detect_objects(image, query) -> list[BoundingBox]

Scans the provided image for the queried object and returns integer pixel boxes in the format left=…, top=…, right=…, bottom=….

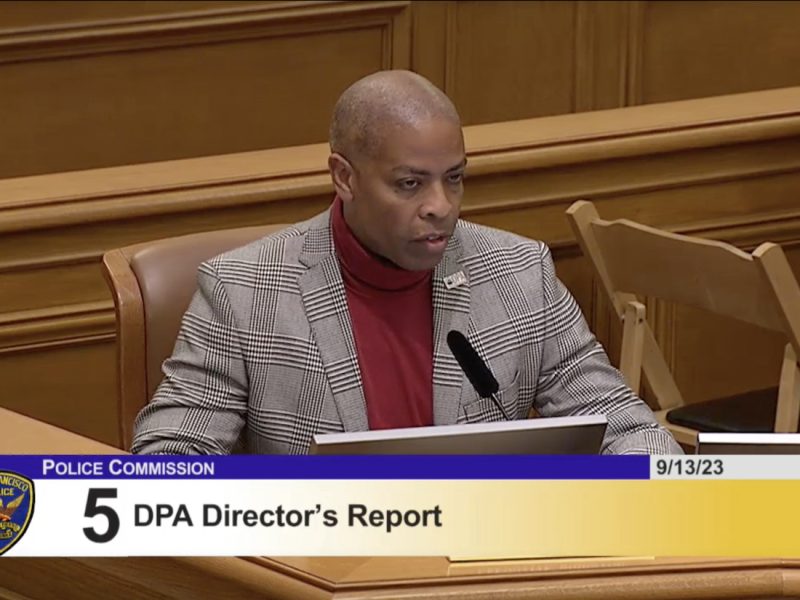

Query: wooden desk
left=0, top=407, right=125, bottom=454
left=2, top=407, right=799, bottom=600
left=6, top=554, right=800, bottom=599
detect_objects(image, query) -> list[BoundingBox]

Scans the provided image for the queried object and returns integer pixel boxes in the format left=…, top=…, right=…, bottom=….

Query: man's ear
left=328, top=153, right=355, bottom=202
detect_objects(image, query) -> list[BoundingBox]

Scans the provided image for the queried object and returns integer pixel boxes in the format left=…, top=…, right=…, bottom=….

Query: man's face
left=333, top=118, right=466, bottom=271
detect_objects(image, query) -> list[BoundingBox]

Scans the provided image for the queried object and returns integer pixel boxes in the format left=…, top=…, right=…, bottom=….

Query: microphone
left=446, top=330, right=512, bottom=420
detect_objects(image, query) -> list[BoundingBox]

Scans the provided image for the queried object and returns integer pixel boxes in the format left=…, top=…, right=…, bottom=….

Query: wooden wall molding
left=624, top=1, right=645, bottom=105
left=574, top=1, right=595, bottom=112
left=573, top=0, right=633, bottom=112
left=442, top=1, right=458, bottom=98
left=0, top=173, right=332, bottom=233
left=7, top=138, right=798, bottom=239
left=0, top=252, right=99, bottom=274
left=408, top=1, right=448, bottom=88
left=4, top=87, right=800, bottom=235
left=0, top=1, right=410, bottom=64
left=678, top=210, right=800, bottom=250
left=465, top=150, right=800, bottom=222
left=0, top=301, right=115, bottom=354
left=463, top=107, right=800, bottom=172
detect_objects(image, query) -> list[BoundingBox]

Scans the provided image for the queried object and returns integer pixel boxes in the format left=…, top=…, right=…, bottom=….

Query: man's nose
left=420, top=181, right=452, bottom=219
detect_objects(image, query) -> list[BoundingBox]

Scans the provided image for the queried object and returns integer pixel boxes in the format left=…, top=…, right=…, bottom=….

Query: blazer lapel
left=431, top=232, right=471, bottom=425
left=297, top=212, right=472, bottom=430
left=299, top=212, right=369, bottom=432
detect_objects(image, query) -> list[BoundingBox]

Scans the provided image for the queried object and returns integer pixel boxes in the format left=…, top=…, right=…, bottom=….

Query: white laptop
left=309, top=415, right=607, bottom=455
left=696, top=432, right=800, bottom=455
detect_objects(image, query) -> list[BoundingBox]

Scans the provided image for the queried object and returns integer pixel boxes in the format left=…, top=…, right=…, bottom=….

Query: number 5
left=83, top=488, right=120, bottom=543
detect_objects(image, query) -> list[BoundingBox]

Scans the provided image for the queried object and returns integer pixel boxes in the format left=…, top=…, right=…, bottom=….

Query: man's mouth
left=413, top=233, right=449, bottom=253
left=415, top=233, right=448, bottom=242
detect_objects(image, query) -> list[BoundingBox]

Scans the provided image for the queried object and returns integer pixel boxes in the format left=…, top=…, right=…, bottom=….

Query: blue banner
left=0, top=455, right=649, bottom=480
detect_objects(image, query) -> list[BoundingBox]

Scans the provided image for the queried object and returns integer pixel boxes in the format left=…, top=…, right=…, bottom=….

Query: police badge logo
left=0, top=471, right=35, bottom=556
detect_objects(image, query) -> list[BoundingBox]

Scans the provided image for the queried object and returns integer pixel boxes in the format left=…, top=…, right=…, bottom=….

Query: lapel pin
left=443, top=271, right=467, bottom=289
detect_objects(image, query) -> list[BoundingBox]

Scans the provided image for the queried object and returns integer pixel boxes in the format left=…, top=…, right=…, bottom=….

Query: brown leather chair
left=102, top=224, right=288, bottom=450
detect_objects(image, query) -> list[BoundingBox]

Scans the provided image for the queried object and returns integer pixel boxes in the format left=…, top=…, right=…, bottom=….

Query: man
left=132, top=70, right=681, bottom=455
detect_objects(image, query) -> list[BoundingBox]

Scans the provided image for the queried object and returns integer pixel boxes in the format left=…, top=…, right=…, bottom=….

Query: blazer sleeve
left=533, top=245, right=683, bottom=455
left=131, top=262, right=249, bottom=455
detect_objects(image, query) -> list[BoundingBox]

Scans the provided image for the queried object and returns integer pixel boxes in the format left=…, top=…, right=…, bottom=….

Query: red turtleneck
left=331, top=198, right=434, bottom=429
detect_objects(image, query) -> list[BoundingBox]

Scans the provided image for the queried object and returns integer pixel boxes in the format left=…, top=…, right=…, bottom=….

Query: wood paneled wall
left=4, top=1, right=800, bottom=178
left=0, top=1, right=411, bottom=178
left=425, top=0, right=800, bottom=115
left=3, top=87, right=800, bottom=446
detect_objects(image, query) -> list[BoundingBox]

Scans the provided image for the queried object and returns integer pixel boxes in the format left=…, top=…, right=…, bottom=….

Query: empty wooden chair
left=567, top=200, right=800, bottom=448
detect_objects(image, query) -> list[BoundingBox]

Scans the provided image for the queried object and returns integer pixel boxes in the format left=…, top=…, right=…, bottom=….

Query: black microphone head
left=446, top=331, right=499, bottom=398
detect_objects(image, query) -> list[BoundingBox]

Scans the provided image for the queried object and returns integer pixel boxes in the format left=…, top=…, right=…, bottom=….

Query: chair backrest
left=566, top=200, right=800, bottom=431
left=102, top=224, right=288, bottom=449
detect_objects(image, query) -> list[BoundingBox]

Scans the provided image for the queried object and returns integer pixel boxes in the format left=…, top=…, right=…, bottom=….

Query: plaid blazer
left=132, top=209, right=681, bottom=455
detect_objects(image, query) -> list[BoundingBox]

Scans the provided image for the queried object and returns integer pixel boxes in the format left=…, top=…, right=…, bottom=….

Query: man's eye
left=447, top=172, right=464, bottom=185
left=397, top=179, right=420, bottom=191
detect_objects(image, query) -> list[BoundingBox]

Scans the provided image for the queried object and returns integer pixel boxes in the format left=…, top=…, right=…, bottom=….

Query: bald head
left=329, top=70, right=461, bottom=162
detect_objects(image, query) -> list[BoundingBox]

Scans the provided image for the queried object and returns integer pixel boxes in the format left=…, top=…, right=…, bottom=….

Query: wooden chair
left=566, top=200, right=800, bottom=448
left=101, top=224, right=287, bottom=450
